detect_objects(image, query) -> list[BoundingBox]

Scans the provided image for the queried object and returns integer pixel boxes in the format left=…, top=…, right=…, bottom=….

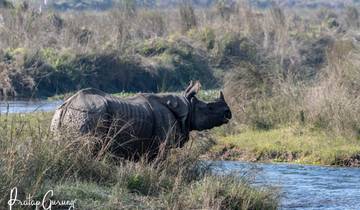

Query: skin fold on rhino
left=50, top=81, right=232, bottom=159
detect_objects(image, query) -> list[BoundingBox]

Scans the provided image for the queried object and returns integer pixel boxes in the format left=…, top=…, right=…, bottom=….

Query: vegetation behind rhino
left=50, top=81, right=232, bottom=159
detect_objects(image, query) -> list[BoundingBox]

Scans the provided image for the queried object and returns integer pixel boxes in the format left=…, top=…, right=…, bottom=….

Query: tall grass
left=1, top=2, right=358, bottom=98
left=0, top=113, right=278, bottom=209
left=222, top=6, right=360, bottom=138
left=0, top=1, right=359, bottom=151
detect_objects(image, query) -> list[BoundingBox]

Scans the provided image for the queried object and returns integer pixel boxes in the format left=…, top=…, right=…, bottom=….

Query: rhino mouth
left=223, top=117, right=230, bottom=123
left=224, top=110, right=232, bottom=122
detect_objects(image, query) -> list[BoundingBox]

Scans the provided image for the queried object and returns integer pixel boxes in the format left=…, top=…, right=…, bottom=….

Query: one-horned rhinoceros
left=50, top=81, right=232, bottom=159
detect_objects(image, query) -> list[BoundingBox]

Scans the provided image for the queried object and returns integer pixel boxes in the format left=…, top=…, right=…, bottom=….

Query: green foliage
left=181, top=176, right=278, bottom=210
left=126, top=173, right=151, bottom=194
left=3, top=47, right=27, bottom=62
left=212, top=127, right=360, bottom=166
left=137, top=38, right=169, bottom=56
left=0, top=31, right=222, bottom=98
left=134, top=37, right=217, bottom=91
left=40, top=48, right=73, bottom=69
left=215, top=33, right=258, bottom=67
left=188, top=27, right=216, bottom=50
left=197, top=89, right=220, bottom=101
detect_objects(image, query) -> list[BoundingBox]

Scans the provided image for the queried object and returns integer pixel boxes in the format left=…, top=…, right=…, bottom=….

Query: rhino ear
left=184, top=80, right=194, bottom=95
left=185, top=80, right=201, bottom=99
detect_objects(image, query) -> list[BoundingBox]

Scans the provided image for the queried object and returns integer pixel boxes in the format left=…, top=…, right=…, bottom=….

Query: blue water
left=0, top=100, right=63, bottom=114
left=2, top=101, right=360, bottom=209
left=211, top=161, right=360, bottom=210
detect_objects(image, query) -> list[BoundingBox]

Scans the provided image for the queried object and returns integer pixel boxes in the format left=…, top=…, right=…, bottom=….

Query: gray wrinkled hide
left=50, top=88, right=189, bottom=159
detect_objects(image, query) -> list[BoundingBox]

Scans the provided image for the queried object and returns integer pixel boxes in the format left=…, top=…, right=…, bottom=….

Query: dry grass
left=0, top=112, right=278, bottom=209
left=223, top=8, right=360, bottom=138
left=0, top=0, right=359, bottom=165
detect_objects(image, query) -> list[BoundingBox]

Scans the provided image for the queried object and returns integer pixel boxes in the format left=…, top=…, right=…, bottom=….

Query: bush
left=303, top=42, right=360, bottom=137
left=214, top=34, right=258, bottom=67
left=224, top=36, right=360, bottom=138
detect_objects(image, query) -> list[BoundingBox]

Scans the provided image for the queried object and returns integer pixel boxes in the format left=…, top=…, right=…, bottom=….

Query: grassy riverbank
left=1, top=1, right=360, bottom=101
left=47, top=89, right=221, bottom=102
left=208, top=126, right=360, bottom=167
left=0, top=113, right=278, bottom=209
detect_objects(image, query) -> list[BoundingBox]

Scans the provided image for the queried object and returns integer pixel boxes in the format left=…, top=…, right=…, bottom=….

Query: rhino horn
left=219, top=91, right=225, bottom=101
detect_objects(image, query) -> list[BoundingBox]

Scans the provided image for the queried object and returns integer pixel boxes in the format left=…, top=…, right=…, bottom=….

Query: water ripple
left=211, top=161, right=360, bottom=210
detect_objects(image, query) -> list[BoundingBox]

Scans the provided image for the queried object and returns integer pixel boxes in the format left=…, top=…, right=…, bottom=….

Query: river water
left=211, top=161, right=360, bottom=210
left=0, top=100, right=63, bottom=114
left=2, top=101, right=360, bottom=209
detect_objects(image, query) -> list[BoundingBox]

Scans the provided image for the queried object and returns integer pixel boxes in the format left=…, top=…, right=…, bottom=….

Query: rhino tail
left=50, top=93, right=77, bottom=133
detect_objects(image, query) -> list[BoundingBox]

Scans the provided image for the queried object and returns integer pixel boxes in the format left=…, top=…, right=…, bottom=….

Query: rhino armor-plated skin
left=51, top=81, right=232, bottom=159
left=51, top=88, right=189, bottom=158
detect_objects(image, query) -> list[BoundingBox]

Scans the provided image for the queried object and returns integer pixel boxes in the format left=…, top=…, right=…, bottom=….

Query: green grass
left=47, top=89, right=221, bottom=102
left=210, top=127, right=360, bottom=166
left=0, top=113, right=278, bottom=209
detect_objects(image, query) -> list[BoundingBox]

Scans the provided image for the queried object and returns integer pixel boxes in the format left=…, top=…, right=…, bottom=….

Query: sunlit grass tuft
left=211, top=126, right=360, bottom=166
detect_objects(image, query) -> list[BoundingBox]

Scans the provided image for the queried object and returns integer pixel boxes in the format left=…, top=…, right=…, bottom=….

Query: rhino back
left=106, top=95, right=154, bottom=140
left=50, top=88, right=110, bottom=135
